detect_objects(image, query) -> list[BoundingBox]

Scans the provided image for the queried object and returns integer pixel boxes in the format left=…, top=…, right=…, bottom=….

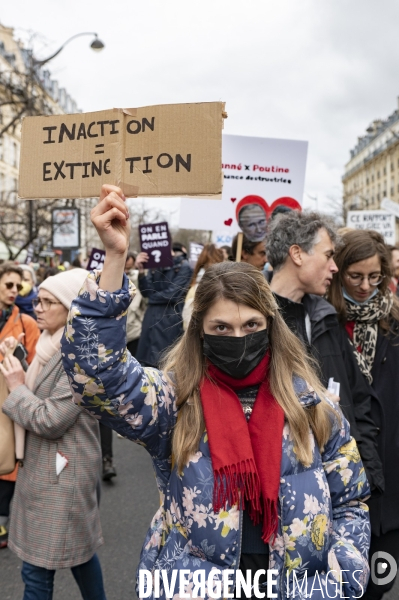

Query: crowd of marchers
left=1, top=186, right=399, bottom=600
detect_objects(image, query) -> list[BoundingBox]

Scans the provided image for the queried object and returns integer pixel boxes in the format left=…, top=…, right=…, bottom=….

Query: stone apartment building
left=0, top=23, right=100, bottom=260
left=343, top=98, right=399, bottom=216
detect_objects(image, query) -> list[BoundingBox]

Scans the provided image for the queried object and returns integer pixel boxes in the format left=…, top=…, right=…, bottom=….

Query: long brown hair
left=189, top=244, right=224, bottom=287
left=327, top=229, right=399, bottom=329
left=162, top=261, right=333, bottom=472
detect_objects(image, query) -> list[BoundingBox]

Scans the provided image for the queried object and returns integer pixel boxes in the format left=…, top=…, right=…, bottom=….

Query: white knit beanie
left=39, top=268, right=88, bottom=310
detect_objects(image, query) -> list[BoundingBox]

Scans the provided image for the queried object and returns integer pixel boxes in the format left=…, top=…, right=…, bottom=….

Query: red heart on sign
left=235, top=196, right=302, bottom=221
left=224, top=218, right=233, bottom=226
left=230, top=198, right=237, bottom=203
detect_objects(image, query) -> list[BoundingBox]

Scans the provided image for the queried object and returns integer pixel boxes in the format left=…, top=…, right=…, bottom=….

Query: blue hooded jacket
left=61, top=272, right=371, bottom=600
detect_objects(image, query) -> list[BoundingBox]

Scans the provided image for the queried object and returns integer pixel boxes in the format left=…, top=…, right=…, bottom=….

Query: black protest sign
left=87, top=248, right=106, bottom=270
left=139, top=222, right=173, bottom=269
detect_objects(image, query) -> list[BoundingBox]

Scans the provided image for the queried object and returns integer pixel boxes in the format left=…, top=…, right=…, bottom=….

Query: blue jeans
left=21, top=554, right=107, bottom=600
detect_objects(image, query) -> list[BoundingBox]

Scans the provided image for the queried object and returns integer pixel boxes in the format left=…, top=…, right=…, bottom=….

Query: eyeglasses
left=4, top=282, right=23, bottom=292
left=345, top=273, right=385, bottom=287
left=32, top=298, right=62, bottom=311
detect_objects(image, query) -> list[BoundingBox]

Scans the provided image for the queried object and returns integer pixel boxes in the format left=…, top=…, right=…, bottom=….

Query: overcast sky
left=3, top=0, right=399, bottom=220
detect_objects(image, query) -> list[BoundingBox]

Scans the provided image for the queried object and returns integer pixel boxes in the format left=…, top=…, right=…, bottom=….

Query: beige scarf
left=15, top=327, right=63, bottom=461
left=25, top=327, right=64, bottom=391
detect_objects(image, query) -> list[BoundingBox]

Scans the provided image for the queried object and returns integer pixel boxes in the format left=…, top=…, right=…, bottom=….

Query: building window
left=372, top=174, right=375, bottom=182
left=9, top=178, right=17, bottom=204
left=392, top=163, right=394, bottom=172
left=0, top=172, right=4, bottom=201
left=12, top=141, right=18, bottom=168
left=377, top=193, right=380, bottom=201
left=384, top=167, right=387, bottom=175
left=377, top=171, right=380, bottom=178
left=391, top=187, right=395, bottom=196
left=366, top=178, right=369, bottom=185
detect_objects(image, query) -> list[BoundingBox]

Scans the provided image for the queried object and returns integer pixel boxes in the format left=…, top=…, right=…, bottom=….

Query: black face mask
left=203, top=330, right=269, bottom=379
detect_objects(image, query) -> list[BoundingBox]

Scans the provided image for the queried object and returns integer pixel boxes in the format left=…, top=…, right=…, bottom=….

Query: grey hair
left=266, top=211, right=339, bottom=271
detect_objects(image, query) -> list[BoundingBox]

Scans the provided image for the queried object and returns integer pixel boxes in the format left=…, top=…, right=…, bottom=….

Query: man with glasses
left=266, top=211, right=384, bottom=497
left=0, top=262, right=40, bottom=549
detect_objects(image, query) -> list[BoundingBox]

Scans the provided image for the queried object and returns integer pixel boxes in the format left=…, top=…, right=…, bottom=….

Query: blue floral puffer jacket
left=61, top=273, right=371, bottom=600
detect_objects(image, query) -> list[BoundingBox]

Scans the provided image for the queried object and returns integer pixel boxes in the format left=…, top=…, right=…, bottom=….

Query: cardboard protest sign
left=139, top=222, right=173, bottom=269
left=19, top=102, right=226, bottom=200
left=189, top=242, right=204, bottom=268
left=347, top=210, right=396, bottom=244
left=87, top=248, right=105, bottom=270
left=180, top=134, right=307, bottom=238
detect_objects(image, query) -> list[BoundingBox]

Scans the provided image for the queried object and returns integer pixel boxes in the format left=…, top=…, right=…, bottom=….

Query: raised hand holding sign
left=90, top=185, right=130, bottom=292
left=91, top=185, right=130, bottom=256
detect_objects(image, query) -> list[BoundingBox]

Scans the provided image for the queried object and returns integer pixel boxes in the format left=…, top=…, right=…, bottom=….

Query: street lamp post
left=27, top=32, right=105, bottom=255
left=34, top=32, right=105, bottom=67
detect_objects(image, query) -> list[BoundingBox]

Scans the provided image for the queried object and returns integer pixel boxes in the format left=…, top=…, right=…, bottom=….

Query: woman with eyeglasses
left=0, top=269, right=107, bottom=600
left=327, top=229, right=399, bottom=600
left=0, top=262, right=40, bottom=550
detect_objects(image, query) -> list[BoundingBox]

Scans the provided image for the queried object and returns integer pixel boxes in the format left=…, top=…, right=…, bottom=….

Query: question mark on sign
left=151, top=250, right=162, bottom=263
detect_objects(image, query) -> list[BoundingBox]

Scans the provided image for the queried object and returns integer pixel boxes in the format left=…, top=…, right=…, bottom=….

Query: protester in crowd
left=135, top=241, right=192, bottom=367
left=182, top=243, right=224, bottom=329
left=0, top=262, right=40, bottom=549
left=41, top=267, right=61, bottom=281
left=0, top=268, right=106, bottom=600
left=387, top=244, right=399, bottom=295
left=220, top=244, right=231, bottom=261
left=61, top=185, right=370, bottom=599
left=327, top=229, right=399, bottom=600
left=125, top=252, right=146, bottom=357
left=266, top=212, right=384, bottom=497
left=124, top=251, right=136, bottom=274
left=15, top=265, right=38, bottom=319
left=71, top=256, right=82, bottom=268
left=231, top=234, right=267, bottom=270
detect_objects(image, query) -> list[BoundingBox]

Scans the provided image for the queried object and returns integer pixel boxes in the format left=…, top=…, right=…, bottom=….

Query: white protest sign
left=381, top=197, right=399, bottom=219
left=189, top=242, right=204, bottom=268
left=347, top=210, right=396, bottom=244
left=179, top=134, right=308, bottom=235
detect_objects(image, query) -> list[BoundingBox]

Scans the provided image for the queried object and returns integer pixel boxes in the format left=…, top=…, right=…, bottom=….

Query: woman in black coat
left=328, top=229, right=399, bottom=600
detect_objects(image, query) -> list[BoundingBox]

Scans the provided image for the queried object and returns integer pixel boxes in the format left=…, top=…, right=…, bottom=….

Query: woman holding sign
left=61, top=185, right=370, bottom=600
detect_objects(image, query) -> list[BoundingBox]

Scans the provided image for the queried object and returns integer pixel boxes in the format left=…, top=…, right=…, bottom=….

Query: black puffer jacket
left=274, top=293, right=384, bottom=499
left=358, top=322, right=399, bottom=535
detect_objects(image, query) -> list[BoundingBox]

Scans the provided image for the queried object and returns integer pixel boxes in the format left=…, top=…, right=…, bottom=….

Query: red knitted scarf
left=200, top=353, right=285, bottom=543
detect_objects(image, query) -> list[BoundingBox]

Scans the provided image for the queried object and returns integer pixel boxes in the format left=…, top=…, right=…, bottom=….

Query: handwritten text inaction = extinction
left=41, top=117, right=192, bottom=182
